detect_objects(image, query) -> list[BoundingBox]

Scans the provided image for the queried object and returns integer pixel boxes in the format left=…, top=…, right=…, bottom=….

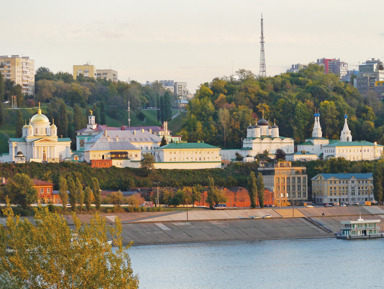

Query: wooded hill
left=179, top=65, right=384, bottom=148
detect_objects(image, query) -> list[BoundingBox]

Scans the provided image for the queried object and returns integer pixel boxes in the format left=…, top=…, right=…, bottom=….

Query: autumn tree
left=110, top=190, right=124, bottom=206
left=58, top=176, right=68, bottom=213
left=76, top=178, right=84, bottom=212
left=92, top=177, right=101, bottom=210
left=247, top=172, right=258, bottom=208
left=67, top=175, right=77, bottom=211
left=191, top=184, right=203, bottom=207
left=84, top=186, right=94, bottom=212
left=4, top=174, right=37, bottom=210
left=0, top=204, right=139, bottom=288
left=141, top=153, right=155, bottom=172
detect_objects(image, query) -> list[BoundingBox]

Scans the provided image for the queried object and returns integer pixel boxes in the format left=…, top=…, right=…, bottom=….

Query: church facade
left=221, top=118, right=294, bottom=161
left=0, top=105, right=71, bottom=163
left=294, top=113, right=384, bottom=161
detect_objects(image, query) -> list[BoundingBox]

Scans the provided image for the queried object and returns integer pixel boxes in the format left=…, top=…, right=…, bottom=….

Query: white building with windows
left=296, top=113, right=383, bottom=161
left=312, top=173, right=375, bottom=205
left=221, top=118, right=294, bottom=161
left=0, top=105, right=71, bottom=163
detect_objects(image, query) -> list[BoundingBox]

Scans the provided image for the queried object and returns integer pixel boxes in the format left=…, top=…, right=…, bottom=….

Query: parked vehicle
left=262, top=215, right=272, bottom=219
left=214, top=204, right=227, bottom=210
left=251, top=216, right=261, bottom=219
left=306, top=205, right=314, bottom=208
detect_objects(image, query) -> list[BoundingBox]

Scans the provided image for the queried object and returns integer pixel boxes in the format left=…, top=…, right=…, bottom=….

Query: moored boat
left=336, top=216, right=383, bottom=239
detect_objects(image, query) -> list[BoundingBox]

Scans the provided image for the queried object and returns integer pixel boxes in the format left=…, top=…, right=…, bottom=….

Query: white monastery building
left=294, top=112, right=384, bottom=161
left=221, top=118, right=294, bottom=161
left=0, top=105, right=71, bottom=163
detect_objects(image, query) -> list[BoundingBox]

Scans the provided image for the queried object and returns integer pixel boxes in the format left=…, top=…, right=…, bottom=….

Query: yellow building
left=96, top=69, right=118, bottom=82
left=258, top=161, right=308, bottom=206
left=311, top=173, right=374, bottom=205
left=0, top=55, right=35, bottom=95
left=73, top=64, right=96, bottom=79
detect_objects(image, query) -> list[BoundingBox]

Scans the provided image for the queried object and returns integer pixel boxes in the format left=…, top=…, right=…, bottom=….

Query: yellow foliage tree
left=0, top=202, right=139, bottom=288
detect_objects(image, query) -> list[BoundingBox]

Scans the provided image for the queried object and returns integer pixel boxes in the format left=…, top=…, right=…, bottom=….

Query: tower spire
left=259, top=14, right=266, bottom=77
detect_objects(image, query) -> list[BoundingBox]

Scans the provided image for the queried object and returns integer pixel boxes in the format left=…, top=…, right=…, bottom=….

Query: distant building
left=258, top=161, right=308, bottom=206
left=0, top=104, right=72, bottom=163
left=287, top=64, right=307, bottom=73
left=316, top=58, right=348, bottom=79
left=297, top=112, right=384, bottom=161
left=159, top=80, right=175, bottom=93
left=154, top=142, right=222, bottom=169
left=174, top=82, right=188, bottom=99
left=73, top=64, right=96, bottom=79
left=96, top=69, right=118, bottom=82
left=220, top=118, right=294, bottom=162
left=355, top=58, right=384, bottom=96
left=0, top=55, right=35, bottom=95
left=311, top=173, right=374, bottom=205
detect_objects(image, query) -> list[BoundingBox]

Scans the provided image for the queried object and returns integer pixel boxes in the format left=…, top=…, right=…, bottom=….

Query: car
left=262, top=215, right=272, bottom=219
left=324, top=204, right=332, bottom=207
left=251, top=216, right=261, bottom=219
left=306, top=205, right=314, bottom=208
left=340, top=203, right=347, bottom=207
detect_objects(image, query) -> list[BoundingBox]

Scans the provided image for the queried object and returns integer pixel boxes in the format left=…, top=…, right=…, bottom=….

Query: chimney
left=104, top=130, right=107, bottom=137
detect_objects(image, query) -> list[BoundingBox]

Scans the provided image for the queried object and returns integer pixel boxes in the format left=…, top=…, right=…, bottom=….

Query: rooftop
left=157, top=143, right=219, bottom=149
left=313, top=173, right=373, bottom=180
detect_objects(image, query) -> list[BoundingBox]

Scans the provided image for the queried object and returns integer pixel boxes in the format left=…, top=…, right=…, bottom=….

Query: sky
left=2, top=0, right=384, bottom=92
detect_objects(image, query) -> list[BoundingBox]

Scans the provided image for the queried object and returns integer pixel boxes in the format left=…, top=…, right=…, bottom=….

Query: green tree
left=92, top=177, right=101, bottom=210
left=4, top=174, right=37, bottom=210
left=257, top=173, right=265, bottom=208
left=16, top=110, right=23, bottom=138
left=141, top=153, right=155, bottom=172
left=0, top=102, right=3, bottom=126
left=100, top=101, right=107, bottom=125
left=160, top=136, right=167, bottom=147
left=73, top=104, right=86, bottom=131
left=373, top=162, right=384, bottom=204
left=247, top=172, right=258, bottom=208
left=0, top=72, right=4, bottom=102
left=67, top=176, right=77, bottom=211
left=0, top=205, right=139, bottom=288
left=168, top=189, right=185, bottom=207
left=191, top=184, right=203, bottom=207
left=275, top=149, right=286, bottom=161
left=84, top=186, right=94, bottom=212
left=58, top=176, right=68, bottom=213
left=206, top=177, right=226, bottom=209
left=12, top=85, right=23, bottom=107
left=76, top=178, right=84, bottom=212
left=58, top=101, right=68, bottom=137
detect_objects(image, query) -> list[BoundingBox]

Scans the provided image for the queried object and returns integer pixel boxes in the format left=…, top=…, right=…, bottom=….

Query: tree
left=4, top=174, right=37, bottom=210
left=141, top=153, right=155, bottom=172
left=0, top=72, right=4, bottom=102
left=110, top=190, right=124, bottom=206
left=0, top=205, right=139, bottom=288
left=0, top=102, right=3, bottom=126
left=12, top=85, right=23, bottom=107
left=67, top=176, right=77, bottom=211
left=206, top=177, right=226, bottom=209
left=16, top=110, right=23, bottom=138
left=100, top=101, right=107, bottom=125
left=235, top=152, right=244, bottom=162
left=373, top=162, right=384, bottom=204
left=257, top=173, right=265, bottom=208
left=160, top=136, right=167, bottom=147
left=76, top=178, right=84, bottom=212
left=58, top=176, right=68, bottom=213
left=247, top=172, right=258, bottom=208
left=92, top=177, right=101, bottom=210
left=58, top=101, right=68, bottom=137
left=73, top=104, right=86, bottom=131
left=127, top=193, right=144, bottom=207
left=275, top=149, right=286, bottom=161
left=168, top=190, right=185, bottom=207
left=191, top=184, right=203, bottom=207
left=84, top=186, right=94, bottom=212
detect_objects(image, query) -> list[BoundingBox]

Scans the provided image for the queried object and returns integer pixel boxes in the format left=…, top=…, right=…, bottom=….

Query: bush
left=136, top=111, right=145, bottom=121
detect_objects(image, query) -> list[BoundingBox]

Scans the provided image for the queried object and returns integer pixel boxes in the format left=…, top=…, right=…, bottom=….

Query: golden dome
left=30, top=103, right=49, bottom=124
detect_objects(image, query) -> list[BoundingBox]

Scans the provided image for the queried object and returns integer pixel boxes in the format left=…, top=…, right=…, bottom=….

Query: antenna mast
left=259, top=14, right=266, bottom=77
left=128, top=100, right=131, bottom=127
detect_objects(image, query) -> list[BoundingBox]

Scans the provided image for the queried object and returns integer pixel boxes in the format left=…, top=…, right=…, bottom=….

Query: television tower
left=259, top=14, right=266, bottom=77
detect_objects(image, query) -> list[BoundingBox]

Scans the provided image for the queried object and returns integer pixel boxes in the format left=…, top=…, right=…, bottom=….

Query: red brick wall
left=91, top=159, right=112, bottom=168
left=195, top=187, right=274, bottom=208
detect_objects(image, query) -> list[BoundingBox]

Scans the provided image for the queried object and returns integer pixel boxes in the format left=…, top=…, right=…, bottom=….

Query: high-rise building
left=316, top=58, right=348, bottom=79
left=96, top=69, right=118, bottom=82
left=0, top=55, right=35, bottom=95
left=73, top=64, right=96, bottom=80
left=287, top=64, right=307, bottom=73
left=355, top=58, right=384, bottom=96
left=174, top=82, right=188, bottom=99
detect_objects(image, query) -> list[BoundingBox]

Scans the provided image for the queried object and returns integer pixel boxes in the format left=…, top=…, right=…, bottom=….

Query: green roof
left=156, top=143, right=219, bottom=149
left=298, top=141, right=314, bottom=146
left=240, top=147, right=252, bottom=150
left=58, top=138, right=72, bottom=142
left=324, top=141, right=383, bottom=147
left=9, top=138, right=26, bottom=142
left=306, top=137, right=329, bottom=140
left=313, top=173, right=373, bottom=180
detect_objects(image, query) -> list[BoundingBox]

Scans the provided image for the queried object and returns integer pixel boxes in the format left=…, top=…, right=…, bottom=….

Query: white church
left=0, top=104, right=72, bottom=163
left=293, top=112, right=384, bottom=161
left=220, top=117, right=294, bottom=161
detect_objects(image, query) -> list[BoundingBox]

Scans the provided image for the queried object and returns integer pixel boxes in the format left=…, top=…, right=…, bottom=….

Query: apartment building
left=96, top=69, right=118, bottom=82
left=258, top=161, right=308, bottom=206
left=0, top=55, right=35, bottom=95
left=311, top=173, right=374, bottom=205
left=73, top=64, right=96, bottom=79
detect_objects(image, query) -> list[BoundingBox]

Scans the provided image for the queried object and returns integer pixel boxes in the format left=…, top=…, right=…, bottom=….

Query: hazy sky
left=2, top=0, right=384, bottom=92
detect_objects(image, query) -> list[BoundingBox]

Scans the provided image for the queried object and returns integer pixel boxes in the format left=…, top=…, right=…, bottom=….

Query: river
left=129, top=238, right=384, bottom=289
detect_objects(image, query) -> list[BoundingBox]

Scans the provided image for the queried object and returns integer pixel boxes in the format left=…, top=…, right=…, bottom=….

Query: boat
left=336, top=216, right=383, bottom=239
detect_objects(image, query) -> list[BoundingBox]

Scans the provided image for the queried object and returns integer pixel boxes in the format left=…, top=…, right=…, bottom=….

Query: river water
left=129, top=238, right=384, bottom=289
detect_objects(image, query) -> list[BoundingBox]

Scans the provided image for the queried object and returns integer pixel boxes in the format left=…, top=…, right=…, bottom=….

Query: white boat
left=336, top=216, right=383, bottom=239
